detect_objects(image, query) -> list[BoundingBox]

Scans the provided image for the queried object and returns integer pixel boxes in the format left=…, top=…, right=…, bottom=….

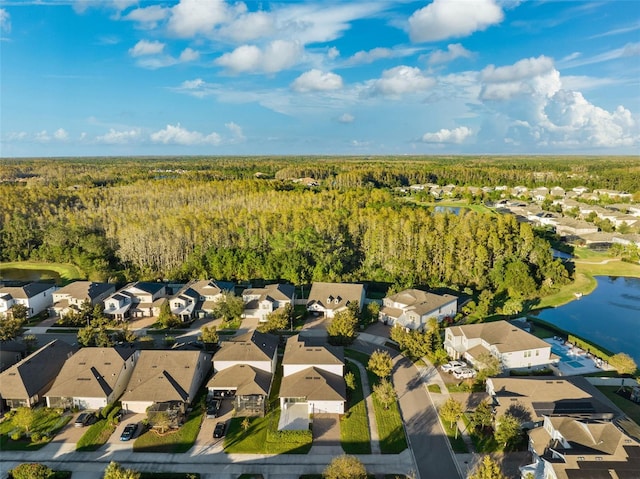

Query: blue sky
left=1, top=0, right=639, bottom=157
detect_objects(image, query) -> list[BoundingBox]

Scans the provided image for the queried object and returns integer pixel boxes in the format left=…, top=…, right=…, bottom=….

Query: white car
left=453, top=368, right=477, bottom=379
left=441, top=361, right=466, bottom=373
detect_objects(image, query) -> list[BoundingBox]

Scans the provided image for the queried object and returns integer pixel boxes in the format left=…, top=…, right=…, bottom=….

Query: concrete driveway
left=49, top=412, right=95, bottom=444
left=103, top=413, right=147, bottom=449
left=195, top=398, right=234, bottom=449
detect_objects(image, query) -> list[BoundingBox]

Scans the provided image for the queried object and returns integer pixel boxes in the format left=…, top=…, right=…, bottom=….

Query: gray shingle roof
left=279, top=367, right=346, bottom=402
left=53, top=281, right=115, bottom=301
left=206, top=364, right=272, bottom=396
left=283, top=335, right=344, bottom=367
left=214, top=331, right=278, bottom=364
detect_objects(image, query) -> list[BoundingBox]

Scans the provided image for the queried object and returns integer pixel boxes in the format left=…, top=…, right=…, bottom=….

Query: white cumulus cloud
left=179, top=48, right=200, bottom=62
left=428, top=43, right=474, bottom=65
left=124, top=5, right=168, bottom=29
left=150, top=124, right=222, bottom=145
left=408, top=0, right=504, bottom=43
left=422, top=126, right=473, bottom=143
left=291, top=69, right=343, bottom=92
left=215, top=40, right=302, bottom=73
left=96, top=128, right=142, bottom=144
left=219, top=11, right=275, bottom=42
left=370, top=66, right=435, bottom=96
left=338, top=113, right=355, bottom=123
left=129, top=40, right=165, bottom=57
left=347, top=47, right=395, bottom=65
left=0, top=8, right=11, bottom=34
left=168, top=0, right=231, bottom=37
left=53, top=128, right=69, bottom=140
left=225, top=121, right=245, bottom=141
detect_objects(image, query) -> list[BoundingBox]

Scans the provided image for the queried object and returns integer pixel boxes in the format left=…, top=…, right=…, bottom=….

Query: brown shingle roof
left=451, top=320, right=550, bottom=353
left=214, top=330, right=278, bottom=364
left=279, top=367, right=346, bottom=402
left=282, top=335, right=344, bottom=367
left=206, top=364, right=272, bottom=396
left=121, top=350, right=211, bottom=404
left=45, top=347, right=135, bottom=399
left=0, top=340, right=76, bottom=401
left=386, top=289, right=457, bottom=316
left=53, top=281, right=114, bottom=302
left=307, top=282, right=364, bottom=311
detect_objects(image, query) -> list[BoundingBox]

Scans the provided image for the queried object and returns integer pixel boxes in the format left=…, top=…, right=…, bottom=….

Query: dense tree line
left=2, top=156, right=621, bottom=297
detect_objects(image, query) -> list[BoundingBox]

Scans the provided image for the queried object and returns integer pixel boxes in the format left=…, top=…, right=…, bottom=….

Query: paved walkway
left=346, top=358, right=381, bottom=454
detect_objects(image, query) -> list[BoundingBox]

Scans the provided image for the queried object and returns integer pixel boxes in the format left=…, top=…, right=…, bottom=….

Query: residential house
left=120, top=350, right=211, bottom=414
left=242, top=283, right=295, bottom=322
left=486, top=377, right=620, bottom=430
left=532, top=187, right=550, bottom=202
left=169, top=283, right=200, bottom=322
left=593, top=189, right=633, bottom=200
left=0, top=282, right=56, bottom=318
left=0, top=341, right=26, bottom=372
left=207, top=331, right=278, bottom=416
left=627, top=205, right=640, bottom=217
left=279, top=335, right=346, bottom=419
left=379, top=289, right=457, bottom=330
left=103, top=282, right=167, bottom=320
left=45, top=346, right=137, bottom=410
left=307, top=282, right=365, bottom=318
left=550, top=186, right=566, bottom=198
left=51, top=281, right=115, bottom=318
left=554, top=218, right=599, bottom=238
left=520, top=416, right=640, bottom=479
left=444, top=320, right=556, bottom=371
left=189, top=279, right=234, bottom=317
left=572, top=186, right=589, bottom=195
left=0, top=340, right=76, bottom=409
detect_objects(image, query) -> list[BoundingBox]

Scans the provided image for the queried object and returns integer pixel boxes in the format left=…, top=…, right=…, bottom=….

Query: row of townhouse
left=0, top=331, right=345, bottom=431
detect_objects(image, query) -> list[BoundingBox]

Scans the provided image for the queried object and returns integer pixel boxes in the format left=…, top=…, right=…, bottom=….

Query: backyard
left=0, top=407, right=71, bottom=451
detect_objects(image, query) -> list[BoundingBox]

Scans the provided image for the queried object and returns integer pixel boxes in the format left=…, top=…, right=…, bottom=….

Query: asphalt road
left=353, top=339, right=461, bottom=479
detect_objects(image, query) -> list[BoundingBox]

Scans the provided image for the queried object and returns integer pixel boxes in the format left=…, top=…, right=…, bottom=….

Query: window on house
left=577, top=456, right=585, bottom=461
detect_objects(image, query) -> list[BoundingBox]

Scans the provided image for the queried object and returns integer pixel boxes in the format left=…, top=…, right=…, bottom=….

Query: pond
left=0, top=267, right=62, bottom=284
left=433, top=206, right=461, bottom=215
left=535, top=276, right=640, bottom=365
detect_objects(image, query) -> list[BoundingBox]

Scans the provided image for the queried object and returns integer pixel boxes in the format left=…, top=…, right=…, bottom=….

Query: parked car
left=206, top=399, right=222, bottom=418
left=441, top=361, right=466, bottom=373
left=453, top=368, right=477, bottom=379
left=120, top=423, right=138, bottom=441
left=74, top=412, right=95, bottom=427
left=213, top=421, right=226, bottom=439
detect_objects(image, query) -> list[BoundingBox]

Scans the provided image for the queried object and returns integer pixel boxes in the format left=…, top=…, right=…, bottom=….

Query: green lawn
left=427, top=384, right=441, bottom=394
left=463, top=416, right=498, bottom=453
left=596, top=386, right=640, bottom=425
left=76, top=418, right=117, bottom=451
left=0, top=261, right=84, bottom=285
left=439, top=413, right=467, bottom=453
left=0, top=408, right=71, bottom=451
left=341, top=360, right=372, bottom=454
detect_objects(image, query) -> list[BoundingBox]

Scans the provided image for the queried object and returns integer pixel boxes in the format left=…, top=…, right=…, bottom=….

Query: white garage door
left=123, top=401, right=154, bottom=414
left=74, top=397, right=107, bottom=411
left=308, top=400, right=344, bottom=414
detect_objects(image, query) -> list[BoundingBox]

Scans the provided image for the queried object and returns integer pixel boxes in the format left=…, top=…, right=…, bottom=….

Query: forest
left=1, top=156, right=638, bottom=302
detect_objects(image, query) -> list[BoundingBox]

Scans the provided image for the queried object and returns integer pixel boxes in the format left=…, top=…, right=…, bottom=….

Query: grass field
left=341, top=360, right=372, bottom=454
left=0, top=261, right=85, bottom=285
left=596, top=386, right=640, bottom=425
left=0, top=408, right=71, bottom=451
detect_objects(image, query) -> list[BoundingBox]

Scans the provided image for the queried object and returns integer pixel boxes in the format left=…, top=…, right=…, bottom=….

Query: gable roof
left=282, top=335, right=344, bottom=367
left=385, top=289, right=457, bottom=316
left=448, top=320, right=550, bottom=353
left=0, top=282, right=55, bottom=299
left=243, top=283, right=295, bottom=302
left=488, top=377, right=621, bottom=423
left=206, top=364, right=272, bottom=396
left=214, top=330, right=278, bottom=364
left=279, top=366, right=346, bottom=402
left=127, top=281, right=165, bottom=295
left=53, top=281, right=114, bottom=301
left=121, top=350, right=211, bottom=404
left=549, top=417, right=624, bottom=456
left=46, top=347, right=135, bottom=399
left=190, top=279, right=234, bottom=297
left=0, top=340, right=76, bottom=400
left=307, top=282, right=364, bottom=311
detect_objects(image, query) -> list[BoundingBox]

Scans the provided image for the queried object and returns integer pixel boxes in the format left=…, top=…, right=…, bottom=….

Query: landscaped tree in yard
left=257, top=304, right=291, bottom=333
left=470, top=401, right=494, bottom=432
left=10, top=463, right=55, bottom=479
left=13, top=407, right=36, bottom=435
left=327, top=309, right=358, bottom=345
left=368, top=349, right=393, bottom=379
left=609, top=352, right=637, bottom=375
left=148, top=411, right=171, bottom=434
left=373, top=379, right=397, bottom=410
left=158, top=301, right=181, bottom=329
left=440, top=397, right=464, bottom=439
left=468, top=455, right=506, bottom=479
left=0, top=315, right=24, bottom=341
left=10, top=304, right=29, bottom=322
left=103, top=461, right=141, bottom=479
left=323, top=454, right=367, bottom=479
left=475, top=352, right=502, bottom=381
left=77, top=325, right=95, bottom=347
left=345, top=371, right=356, bottom=391
left=199, top=325, right=219, bottom=349
left=494, top=413, right=522, bottom=448
left=214, top=292, right=244, bottom=323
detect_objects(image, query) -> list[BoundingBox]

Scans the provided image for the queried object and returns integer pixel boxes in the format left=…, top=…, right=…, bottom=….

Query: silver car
left=453, top=367, right=477, bottom=379
left=441, top=361, right=466, bottom=373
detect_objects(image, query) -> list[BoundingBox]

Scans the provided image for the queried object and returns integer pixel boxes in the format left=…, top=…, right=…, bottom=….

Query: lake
left=535, top=276, right=640, bottom=365
left=0, top=267, right=62, bottom=284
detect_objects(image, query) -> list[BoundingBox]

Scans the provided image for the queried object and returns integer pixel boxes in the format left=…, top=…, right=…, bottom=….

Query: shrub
left=30, top=432, right=42, bottom=442
left=265, top=428, right=312, bottom=444
left=10, top=463, right=54, bottom=479
left=11, top=431, right=22, bottom=441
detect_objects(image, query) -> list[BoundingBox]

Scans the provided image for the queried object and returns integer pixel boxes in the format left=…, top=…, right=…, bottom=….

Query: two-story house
left=279, top=335, right=346, bottom=428
left=189, top=279, right=234, bottom=318
left=0, top=282, right=56, bottom=318
left=51, top=281, right=115, bottom=318
left=103, top=282, right=167, bottom=320
left=306, top=282, right=365, bottom=318
left=242, top=283, right=295, bottom=322
left=444, top=320, right=556, bottom=371
left=207, top=331, right=278, bottom=417
left=379, top=288, right=458, bottom=330
left=169, top=284, right=201, bottom=322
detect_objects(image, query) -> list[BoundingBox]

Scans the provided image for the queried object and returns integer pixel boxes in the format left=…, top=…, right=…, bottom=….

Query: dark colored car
left=74, top=412, right=94, bottom=427
left=213, top=421, right=226, bottom=439
left=120, top=423, right=137, bottom=441
left=206, top=398, right=222, bottom=418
